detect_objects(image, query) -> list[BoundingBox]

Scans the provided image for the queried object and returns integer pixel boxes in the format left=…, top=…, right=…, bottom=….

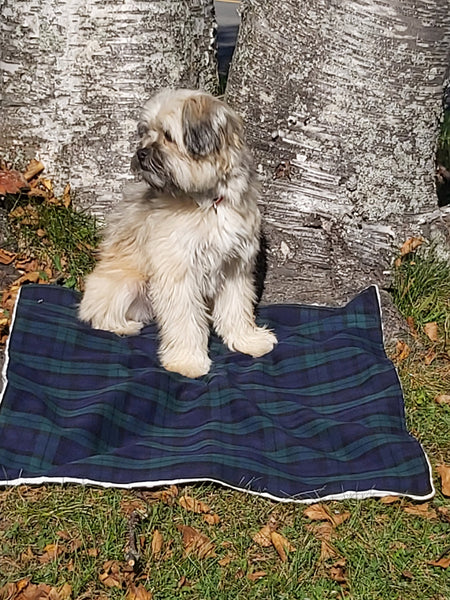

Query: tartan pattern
left=0, top=284, right=433, bottom=502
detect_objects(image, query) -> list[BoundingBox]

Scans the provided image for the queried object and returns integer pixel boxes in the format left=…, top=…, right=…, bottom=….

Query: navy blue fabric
left=0, top=284, right=433, bottom=501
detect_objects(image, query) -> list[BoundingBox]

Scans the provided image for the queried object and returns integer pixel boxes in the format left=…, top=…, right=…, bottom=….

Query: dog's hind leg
left=78, top=266, right=150, bottom=336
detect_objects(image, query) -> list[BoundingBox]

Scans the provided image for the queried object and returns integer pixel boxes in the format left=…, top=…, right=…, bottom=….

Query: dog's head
left=133, top=89, right=246, bottom=195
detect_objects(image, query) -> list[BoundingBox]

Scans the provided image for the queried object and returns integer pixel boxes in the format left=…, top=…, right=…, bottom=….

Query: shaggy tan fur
left=79, top=89, right=277, bottom=378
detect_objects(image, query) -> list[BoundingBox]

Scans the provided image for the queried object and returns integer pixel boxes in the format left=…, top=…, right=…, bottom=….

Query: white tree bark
left=0, top=0, right=218, bottom=213
left=226, top=0, right=450, bottom=305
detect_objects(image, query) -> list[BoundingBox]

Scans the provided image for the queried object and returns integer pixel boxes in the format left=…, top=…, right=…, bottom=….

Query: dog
left=78, top=89, right=277, bottom=378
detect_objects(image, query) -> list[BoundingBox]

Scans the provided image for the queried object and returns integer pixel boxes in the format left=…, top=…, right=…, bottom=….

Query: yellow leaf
left=394, top=340, right=410, bottom=362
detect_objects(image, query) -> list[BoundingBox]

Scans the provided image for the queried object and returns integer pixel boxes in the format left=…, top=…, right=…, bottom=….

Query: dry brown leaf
left=424, top=347, right=437, bottom=366
left=151, top=529, right=163, bottom=558
left=98, top=560, right=134, bottom=588
left=379, top=495, right=401, bottom=504
left=406, top=316, right=418, bottom=338
left=142, top=485, right=178, bottom=504
left=400, top=237, right=424, bottom=256
left=424, top=322, right=439, bottom=342
left=404, top=502, right=437, bottom=519
left=252, top=525, right=274, bottom=547
left=305, top=521, right=335, bottom=541
left=0, top=579, right=71, bottom=600
left=203, top=513, right=220, bottom=525
left=428, top=557, right=450, bottom=569
left=394, top=340, right=410, bottom=362
left=179, top=495, right=211, bottom=514
left=303, top=504, right=350, bottom=527
left=120, top=497, right=148, bottom=516
left=435, top=394, right=450, bottom=406
left=62, top=183, right=71, bottom=208
left=0, top=248, right=17, bottom=265
left=436, top=464, right=450, bottom=496
left=177, top=576, right=193, bottom=589
left=320, top=539, right=340, bottom=561
left=23, top=160, right=45, bottom=182
left=270, top=531, right=296, bottom=562
left=218, top=556, right=232, bottom=567
left=178, top=525, right=216, bottom=559
left=0, top=169, right=30, bottom=195
left=328, top=558, right=348, bottom=584
left=39, top=543, right=64, bottom=564
left=247, top=571, right=267, bottom=581
left=126, top=584, right=152, bottom=600
left=437, top=506, right=450, bottom=522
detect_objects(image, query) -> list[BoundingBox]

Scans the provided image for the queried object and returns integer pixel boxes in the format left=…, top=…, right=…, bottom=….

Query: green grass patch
left=5, top=193, right=99, bottom=289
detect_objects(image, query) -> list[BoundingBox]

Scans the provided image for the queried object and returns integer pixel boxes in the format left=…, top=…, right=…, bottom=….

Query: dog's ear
left=182, top=95, right=243, bottom=158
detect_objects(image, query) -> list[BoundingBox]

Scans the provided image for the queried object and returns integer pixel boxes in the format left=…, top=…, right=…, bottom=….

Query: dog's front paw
left=161, top=352, right=212, bottom=379
left=229, top=327, right=277, bottom=358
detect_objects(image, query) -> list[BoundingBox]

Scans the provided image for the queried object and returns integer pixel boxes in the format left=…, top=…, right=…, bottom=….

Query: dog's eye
left=163, top=130, right=174, bottom=143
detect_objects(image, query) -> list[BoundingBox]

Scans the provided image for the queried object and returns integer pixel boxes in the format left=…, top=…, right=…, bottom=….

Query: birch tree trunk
left=0, top=0, right=218, bottom=213
left=226, top=0, right=450, bottom=307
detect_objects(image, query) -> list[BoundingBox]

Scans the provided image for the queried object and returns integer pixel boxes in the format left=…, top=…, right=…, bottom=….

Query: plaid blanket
left=0, top=284, right=433, bottom=503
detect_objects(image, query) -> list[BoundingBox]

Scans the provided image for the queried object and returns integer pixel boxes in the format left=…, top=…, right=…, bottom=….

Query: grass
left=4, top=192, right=99, bottom=289
left=0, top=191, right=449, bottom=599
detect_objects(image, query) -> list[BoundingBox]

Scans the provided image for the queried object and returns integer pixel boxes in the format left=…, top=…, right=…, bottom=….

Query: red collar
left=213, top=196, right=224, bottom=211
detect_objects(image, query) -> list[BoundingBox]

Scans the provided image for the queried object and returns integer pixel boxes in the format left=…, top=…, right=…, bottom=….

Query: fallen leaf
left=270, top=531, right=296, bottom=562
left=62, top=183, right=71, bottom=208
left=437, top=506, right=450, bottom=522
left=179, top=495, right=211, bottom=514
left=406, top=316, right=418, bottom=338
left=142, top=485, right=178, bottom=505
left=151, top=529, right=163, bottom=558
left=0, top=169, right=30, bottom=195
left=394, top=340, right=410, bottom=362
left=428, top=557, right=450, bottom=569
left=403, top=502, right=437, bottom=519
left=328, top=558, right=348, bottom=585
left=400, top=237, right=424, bottom=257
left=0, top=248, right=17, bottom=265
left=23, top=159, right=45, bottom=182
left=252, top=524, right=274, bottom=547
left=120, top=497, right=148, bottom=516
left=435, top=394, right=450, bottom=406
left=436, top=464, right=450, bottom=496
left=320, top=539, right=340, bottom=561
left=218, top=556, right=232, bottom=566
left=305, top=521, right=335, bottom=541
left=424, top=347, right=437, bottom=366
left=177, top=576, right=193, bottom=589
left=0, top=579, right=71, bottom=600
left=98, top=560, right=134, bottom=588
left=424, top=322, right=439, bottom=342
left=303, top=504, right=350, bottom=527
left=39, top=543, right=64, bottom=563
left=379, top=495, right=401, bottom=504
left=178, top=525, right=216, bottom=559
left=203, top=513, right=220, bottom=525
left=401, top=570, right=414, bottom=580
left=247, top=571, right=267, bottom=581
left=126, top=584, right=152, bottom=600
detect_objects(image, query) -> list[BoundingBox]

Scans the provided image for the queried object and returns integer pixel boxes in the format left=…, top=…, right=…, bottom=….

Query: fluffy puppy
left=79, top=89, right=277, bottom=378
